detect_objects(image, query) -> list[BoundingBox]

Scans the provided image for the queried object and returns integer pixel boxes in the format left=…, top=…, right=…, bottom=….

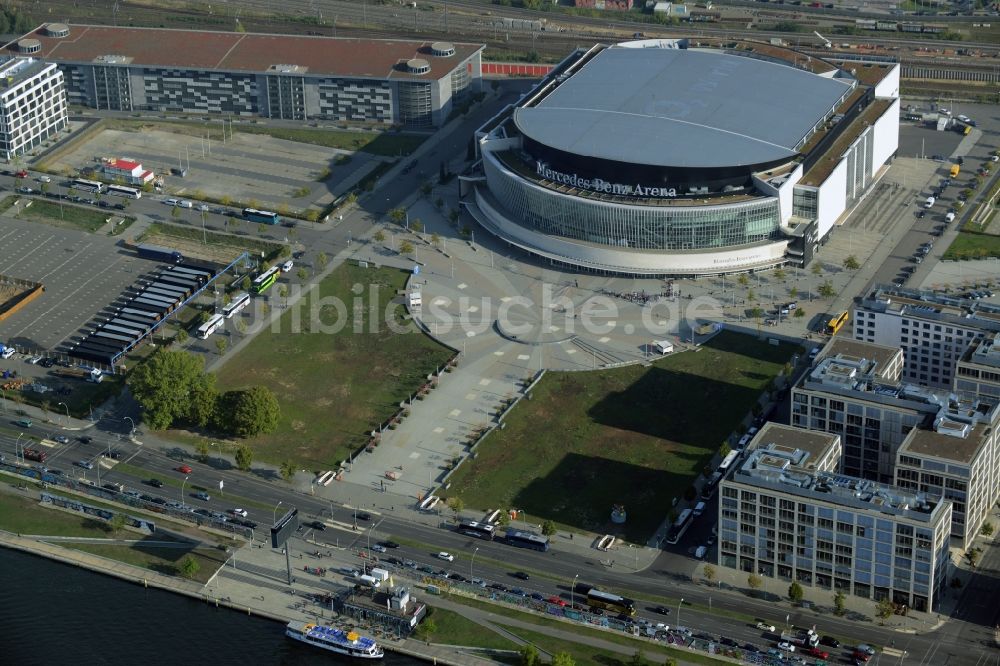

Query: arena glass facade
left=466, top=40, right=900, bottom=277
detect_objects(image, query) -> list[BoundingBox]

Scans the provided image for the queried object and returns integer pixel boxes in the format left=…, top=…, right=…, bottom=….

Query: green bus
left=251, top=266, right=280, bottom=294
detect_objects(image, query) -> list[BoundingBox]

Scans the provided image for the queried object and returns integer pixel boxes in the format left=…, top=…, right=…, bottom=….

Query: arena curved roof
left=513, top=46, right=853, bottom=170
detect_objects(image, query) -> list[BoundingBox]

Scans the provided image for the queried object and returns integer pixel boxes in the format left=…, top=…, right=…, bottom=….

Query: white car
left=37, top=175, right=51, bottom=183
left=164, top=198, right=179, bottom=206
left=229, top=508, right=248, bottom=518
left=756, top=622, right=776, bottom=633
left=778, top=641, right=795, bottom=652
left=178, top=200, right=194, bottom=209
left=436, top=551, right=454, bottom=562
left=371, top=544, right=387, bottom=553
left=198, top=204, right=209, bottom=212
left=281, top=260, right=294, bottom=273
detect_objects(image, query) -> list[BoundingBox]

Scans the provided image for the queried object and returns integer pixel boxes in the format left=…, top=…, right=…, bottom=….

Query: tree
left=215, top=386, right=281, bottom=438
left=663, top=658, right=678, bottom=666
left=789, top=286, right=798, bottom=299
left=541, top=519, right=557, bottom=536
left=196, top=440, right=210, bottom=463
left=552, top=653, right=575, bottom=666
left=127, top=350, right=217, bottom=431
left=234, top=443, right=253, bottom=472
left=811, top=263, right=823, bottom=277
left=446, top=496, right=464, bottom=522
left=719, top=441, right=732, bottom=459
left=519, top=644, right=540, bottom=666
left=296, top=267, right=309, bottom=283
left=373, top=229, right=386, bottom=243
left=431, top=232, right=441, bottom=246
left=982, top=522, right=995, bottom=536
left=416, top=616, right=437, bottom=640
left=749, top=306, right=763, bottom=321
left=843, top=255, right=860, bottom=270
left=788, top=581, right=804, bottom=603
left=411, top=218, right=424, bottom=233
left=794, top=308, right=805, bottom=319
left=215, top=337, right=228, bottom=356
left=628, top=651, right=645, bottom=666
left=399, top=240, right=415, bottom=256
left=875, top=597, right=894, bottom=620
left=108, top=512, right=126, bottom=535
left=234, top=20, right=246, bottom=34
left=747, top=288, right=756, bottom=303
left=317, top=251, right=328, bottom=269
left=179, top=555, right=201, bottom=578
left=240, top=276, right=251, bottom=292
left=773, top=268, right=786, bottom=281
left=703, top=563, right=716, bottom=584
left=449, top=209, right=460, bottom=225
left=388, top=207, right=407, bottom=225
left=421, top=181, right=433, bottom=196
left=280, top=460, right=296, bottom=482
left=834, top=590, right=846, bottom=616
left=748, top=573, right=763, bottom=595
left=818, top=280, right=836, bottom=298
left=174, top=329, right=189, bottom=346
left=737, top=274, right=749, bottom=287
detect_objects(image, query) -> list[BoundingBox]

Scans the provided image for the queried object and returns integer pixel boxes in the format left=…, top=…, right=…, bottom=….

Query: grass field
left=0, top=490, right=120, bottom=537
left=215, top=263, right=453, bottom=469
left=17, top=199, right=114, bottom=233
left=140, top=221, right=285, bottom=262
left=416, top=606, right=518, bottom=650
left=66, top=541, right=226, bottom=584
left=447, top=331, right=793, bottom=541
left=942, top=231, right=1000, bottom=260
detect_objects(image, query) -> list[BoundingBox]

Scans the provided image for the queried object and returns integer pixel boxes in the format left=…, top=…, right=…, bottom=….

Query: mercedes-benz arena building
left=464, top=39, right=900, bottom=276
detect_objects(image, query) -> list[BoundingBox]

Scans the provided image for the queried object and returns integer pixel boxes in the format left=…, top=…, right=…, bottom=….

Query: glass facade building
left=483, top=150, right=782, bottom=252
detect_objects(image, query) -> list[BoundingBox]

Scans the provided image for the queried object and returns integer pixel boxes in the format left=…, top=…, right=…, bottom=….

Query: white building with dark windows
left=0, top=54, right=67, bottom=160
left=718, top=423, right=952, bottom=613
left=3, top=24, right=483, bottom=128
left=853, top=287, right=1000, bottom=390
left=464, top=38, right=899, bottom=276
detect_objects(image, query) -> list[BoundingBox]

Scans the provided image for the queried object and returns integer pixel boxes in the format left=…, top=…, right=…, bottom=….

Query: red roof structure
left=4, top=25, right=481, bottom=81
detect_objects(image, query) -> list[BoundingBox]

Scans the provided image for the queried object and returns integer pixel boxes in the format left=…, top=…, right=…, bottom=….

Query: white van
left=653, top=340, right=674, bottom=354
left=925, top=196, right=936, bottom=209
left=945, top=212, right=956, bottom=223
left=693, top=501, right=706, bottom=516
left=694, top=545, right=707, bottom=560
left=357, top=574, right=382, bottom=588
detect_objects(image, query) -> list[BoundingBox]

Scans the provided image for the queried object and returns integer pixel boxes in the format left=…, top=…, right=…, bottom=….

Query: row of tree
left=127, top=350, right=279, bottom=438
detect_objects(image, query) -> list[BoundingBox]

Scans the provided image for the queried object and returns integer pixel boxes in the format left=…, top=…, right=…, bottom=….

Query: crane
left=813, top=31, right=832, bottom=48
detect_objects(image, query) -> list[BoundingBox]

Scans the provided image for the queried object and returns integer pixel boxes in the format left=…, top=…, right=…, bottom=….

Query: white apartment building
left=0, top=56, right=67, bottom=160
left=854, top=287, right=1000, bottom=390
left=718, top=423, right=952, bottom=613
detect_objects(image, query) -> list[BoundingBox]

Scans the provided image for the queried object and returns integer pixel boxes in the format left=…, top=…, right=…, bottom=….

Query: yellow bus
left=950, top=164, right=961, bottom=177
left=826, top=311, right=849, bottom=335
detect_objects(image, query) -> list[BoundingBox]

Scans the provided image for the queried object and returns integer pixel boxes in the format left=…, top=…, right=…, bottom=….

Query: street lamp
left=57, top=402, right=69, bottom=425
left=571, top=574, right=579, bottom=608
left=677, top=597, right=684, bottom=626
left=470, top=546, right=479, bottom=580
left=273, top=500, right=283, bottom=524
left=181, top=475, right=189, bottom=503
left=123, top=417, right=135, bottom=436
left=14, top=432, right=24, bottom=463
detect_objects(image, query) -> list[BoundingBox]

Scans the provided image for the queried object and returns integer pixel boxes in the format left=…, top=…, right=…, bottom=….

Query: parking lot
left=42, top=126, right=385, bottom=214
left=0, top=215, right=166, bottom=352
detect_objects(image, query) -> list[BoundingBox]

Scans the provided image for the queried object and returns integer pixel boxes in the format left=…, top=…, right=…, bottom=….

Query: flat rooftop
left=821, top=338, right=901, bottom=380
left=513, top=45, right=853, bottom=170
left=962, top=333, right=1000, bottom=369
left=747, top=423, right=841, bottom=473
left=4, top=24, right=482, bottom=81
left=899, top=422, right=989, bottom=465
left=800, top=98, right=894, bottom=186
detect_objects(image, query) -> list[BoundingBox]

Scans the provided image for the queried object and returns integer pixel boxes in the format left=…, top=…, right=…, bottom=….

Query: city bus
left=148, top=281, right=189, bottom=297
left=825, top=311, right=850, bottom=336
left=586, top=589, right=636, bottom=616
left=132, top=296, right=174, bottom=312
left=107, top=184, right=141, bottom=199
left=222, top=292, right=251, bottom=319
left=100, top=324, right=143, bottom=340
left=665, top=508, right=694, bottom=545
left=197, top=313, right=225, bottom=340
left=156, top=273, right=201, bottom=290
left=717, top=450, right=740, bottom=476
left=107, top=318, right=147, bottom=334
left=119, top=307, right=161, bottom=322
left=93, top=330, right=136, bottom=345
left=457, top=521, right=495, bottom=541
left=701, top=471, right=723, bottom=500
left=128, top=298, right=169, bottom=314
left=243, top=207, right=281, bottom=225
left=72, top=178, right=105, bottom=193
left=251, top=266, right=280, bottom=294
left=504, top=528, right=550, bottom=552
left=141, top=288, right=181, bottom=303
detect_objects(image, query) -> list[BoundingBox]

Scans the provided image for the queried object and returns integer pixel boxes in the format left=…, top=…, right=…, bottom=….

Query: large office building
left=3, top=24, right=483, bottom=128
left=463, top=38, right=899, bottom=276
left=854, top=287, right=1000, bottom=389
left=719, top=423, right=952, bottom=612
left=792, top=337, right=1000, bottom=548
left=955, top=333, right=1000, bottom=400
left=0, top=55, right=67, bottom=160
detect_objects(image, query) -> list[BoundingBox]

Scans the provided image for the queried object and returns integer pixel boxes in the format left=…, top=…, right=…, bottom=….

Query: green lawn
left=0, top=490, right=120, bottom=537
left=943, top=231, right=1000, bottom=261
left=140, top=221, right=284, bottom=262
left=17, top=199, right=115, bottom=233
left=416, top=606, right=519, bottom=650
left=215, top=263, right=453, bottom=469
left=447, top=331, right=793, bottom=541
left=66, top=541, right=227, bottom=584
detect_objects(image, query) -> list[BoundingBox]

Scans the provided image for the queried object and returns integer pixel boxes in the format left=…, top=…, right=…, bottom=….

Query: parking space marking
left=449, top=409, right=462, bottom=417
left=517, top=354, right=530, bottom=360
left=478, top=378, right=491, bottom=386
left=464, top=392, right=477, bottom=400
left=432, top=427, right=444, bottom=434
left=493, top=351, right=504, bottom=356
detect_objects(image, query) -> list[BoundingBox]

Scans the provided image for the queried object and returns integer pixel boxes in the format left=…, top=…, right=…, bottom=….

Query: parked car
left=547, top=596, right=567, bottom=607
left=436, top=551, right=454, bottom=562
left=229, top=508, right=248, bottom=518
left=307, top=520, right=326, bottom=531
left=856, top=644, right=876, bottom=656
left=819, top=636, right=840, bottom=648
left=777, top=641, right=796, bottom=652
left=370, top=544, right=387, bottom=553
left=75, top=460, right=94, bottom=470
